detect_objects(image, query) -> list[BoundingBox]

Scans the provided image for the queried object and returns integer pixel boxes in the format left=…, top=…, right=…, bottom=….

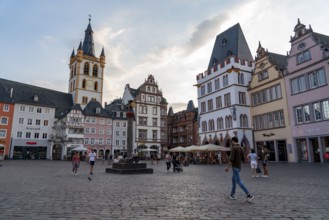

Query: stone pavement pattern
left=0, top=160, right=328, bottom=219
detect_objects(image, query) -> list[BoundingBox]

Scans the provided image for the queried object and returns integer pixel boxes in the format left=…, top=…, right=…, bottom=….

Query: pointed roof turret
left=186, top=100, right=195, bottom=112
left=208, top=23, right=253, bottom=69
left=291, top=18, right=313, bottom=42
left=78, top=41, right=83, bottom=50
left=168, top=107, right=174, bottom=116
left=82, top=17, right=95, bottom=56
left=100, top=47, right=105, bottom=57
left=70, top=49, right=75, bottom=58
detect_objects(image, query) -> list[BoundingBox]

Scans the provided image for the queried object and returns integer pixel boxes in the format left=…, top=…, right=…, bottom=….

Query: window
left=251, top=84, right=282, bottom=106
left=91, top=118, right=96, bottom=124
left=115, top=140, right=120, bottom=145
left=309, top=68, right=326, bottom=89
left=20, top=106, right=26, bottom=112
left=0, top=130, right=6, bottom=138
left=200, top=85, right=206, bottom=96
left=323, top=100, right=329, bottom=120
left=207, top=82, right=212, bottom=93
left=35, top=119, right=41, bottom=126
left=18, top=118, right=24, bottom=125
left=223, top=75, right=229, bottom=87
left=45, top=108, right=50, bottom=114
left=153, top=107, right=157, bottom=115
left=26, top=132, right=31, bottom=138
left=139, top=106, right=147, bottom=114
left=224, top=93, right=231, bottom=107
left=138, top=129, right=147, bottom=139
left=152, top=130, right=158, bottom=140
left=123, top=122, right=127, bottom=127
left=217, top=117, right=224, bottom=130
left=17, top=131, right=23, bottom=138
left=216, top=96, right=222, bottom=109
left=222, top=38, right=227, bottom=46
left=122, top=140, right=126, bottom=146
left=29, top=107, right=34, bottom=113
left=139, top=117, right=147, bottom=126
left=84, top=138, right=89, bottom=144
left=116, top=131, right=120, bottom=136
left=122, top=131, right=126, bottom=136
left=3, top=104, right=9, bottom=112
left=99, top=128, right=104, bottom=134
left=93, top=64, right=98, bottom=77
left=297, top=50, right=311, bottom=64
left=34, top=133, right=39, bottom=139
left=42, top=133, right=47, bottom=139
left=215, top=78, right=220, bottom=90
left=240, top=114, right=248, bottom=127
left=258, top=71, right=268, bottom=81
left=238, top=73, right=244, bottom=84
left=314, top=102, right=322, bottom=121
left=91, top=128, right=96, bottom=134
left=99, top=119, right=105, bottom=124
left=90, top=138, right=95, bottom=144
left=107, top=139, right=111, bottom=144
left=0, top=117, right=8, bottom=125
left=153, top=118, right=157, bottom=126
left=207, top=99, right=213, bottom=111
left=239, top=92, right=246, bottom=105
left=37, top=108, right=42, bottom=113
left=99, top=138, right=103, bottom=145
left=27, top=119, right=33, bottom=125
left=201, top=102, right=206, bottom=113
left=116, top=121, right=120, bottom=127
left=253, top=110, right=285, bottom=130
left=84, top=62, right=90, bottom=75
left=85, top=128, right=90, bottom=134
left=303, top=105, right=311, bottom=122
left=107, top=129, right=111, bottom=135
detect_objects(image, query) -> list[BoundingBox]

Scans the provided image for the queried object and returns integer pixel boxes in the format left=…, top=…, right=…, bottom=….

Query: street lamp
left=229, top=105, right=237, bottom=121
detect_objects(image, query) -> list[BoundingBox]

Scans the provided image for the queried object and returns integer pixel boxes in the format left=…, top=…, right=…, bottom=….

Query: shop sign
left=26, top=142, right=37, bottom=145
left=26, top=127, right=41, bottom=131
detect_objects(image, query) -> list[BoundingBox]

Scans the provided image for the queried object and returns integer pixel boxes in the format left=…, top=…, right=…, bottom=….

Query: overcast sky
left=1, top=0, right=328, bottom=112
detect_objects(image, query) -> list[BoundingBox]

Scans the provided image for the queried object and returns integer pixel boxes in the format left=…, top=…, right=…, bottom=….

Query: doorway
left=52, top=144, right=62, bottom=160
left=277, top=140, right=287, bottom=161
left=310, top=138, right=321, bottom=162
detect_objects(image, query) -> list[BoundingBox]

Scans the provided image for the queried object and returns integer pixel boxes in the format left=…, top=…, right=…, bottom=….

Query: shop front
left=296, top=136, right=329, bottom=163
left=11, top=139, right=50, bottom=160
left=256, top=140, right=288, bottom=162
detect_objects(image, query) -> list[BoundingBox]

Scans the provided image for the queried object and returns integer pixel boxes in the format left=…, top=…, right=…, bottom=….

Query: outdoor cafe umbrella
left=169, top=146, right=185, bottom=152
left=72, top=145, right=88, bottom=152
left=138, top=149, right=158, bottom=152
left=200, top=144, right=231, bottom=152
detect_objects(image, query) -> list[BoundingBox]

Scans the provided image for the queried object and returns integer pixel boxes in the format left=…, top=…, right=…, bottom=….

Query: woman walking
left=165, top=153, right=172, bottom=171
left=72, top=151, right=81, bottom=175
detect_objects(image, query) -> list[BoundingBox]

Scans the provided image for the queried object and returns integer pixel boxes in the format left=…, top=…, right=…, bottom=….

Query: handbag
left=256, top=165, right=261, bottom=174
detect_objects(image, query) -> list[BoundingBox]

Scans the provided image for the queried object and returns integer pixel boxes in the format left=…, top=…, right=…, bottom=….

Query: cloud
left=38, top=35, right=55, bottom=49
left=183, top=13, right=229, bottom=55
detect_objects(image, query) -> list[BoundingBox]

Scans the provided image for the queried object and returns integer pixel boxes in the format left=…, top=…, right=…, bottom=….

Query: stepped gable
left=207, top=23, right=253, bottom=70
left=0, top=78, right=73, bottom=118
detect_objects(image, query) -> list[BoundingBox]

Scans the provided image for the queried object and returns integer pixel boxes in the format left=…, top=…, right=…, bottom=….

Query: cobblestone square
left=0, top=160, right=328, bottom=219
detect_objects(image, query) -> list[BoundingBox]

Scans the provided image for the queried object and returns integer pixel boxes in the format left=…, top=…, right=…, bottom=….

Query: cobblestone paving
left=0, top=160, right=328, bottom=219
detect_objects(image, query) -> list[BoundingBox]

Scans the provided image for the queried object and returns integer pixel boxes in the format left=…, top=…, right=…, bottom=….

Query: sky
left=1, top=0, right=329, bottom=112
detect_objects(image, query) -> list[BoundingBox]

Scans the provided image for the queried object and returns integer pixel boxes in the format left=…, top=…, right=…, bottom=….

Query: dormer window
left=96, top=107, right=101, bottom=114
left=222, top=39, right=228, bottom=47
left=33, top=95, right=39, bottom=102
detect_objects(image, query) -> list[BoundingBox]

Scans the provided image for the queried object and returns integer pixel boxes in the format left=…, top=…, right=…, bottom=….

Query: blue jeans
left=231, top=167, right=249, bottom=196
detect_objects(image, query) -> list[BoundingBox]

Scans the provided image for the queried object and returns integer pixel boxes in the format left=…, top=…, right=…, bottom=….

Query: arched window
left=82, top=79, right=86, bottom=89
left=70, top=66, right=73, bottom=78
left=93, top=64, right=98, bottom=77
left=94, top=82, right=98, bottom=91
left=84, top=62, right=90, bottom=75
left=217, top=117, right=224, bottom=130
left=74, top=63, right=77, bottom=76
left=240, top=114, right=248, bottom=127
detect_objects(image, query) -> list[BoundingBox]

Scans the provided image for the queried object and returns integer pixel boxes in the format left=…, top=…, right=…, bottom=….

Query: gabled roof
left=83, top=100, right=110, bottom=117
left=0, top=78, right=73, bottom=118
left=105, top=98, right=132, bottom=119
left=129, top=87, right=140, bottom=99
left=268, top=52, right=288, bottom=71
left=208, top=23, right=253, bottom=69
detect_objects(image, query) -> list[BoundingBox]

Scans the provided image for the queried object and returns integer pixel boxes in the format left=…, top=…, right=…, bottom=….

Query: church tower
left=68, top=17, right=106, bottom=109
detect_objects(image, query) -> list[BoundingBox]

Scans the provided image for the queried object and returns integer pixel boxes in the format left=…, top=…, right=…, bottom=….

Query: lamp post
left=229, top=105, right=237, bottom=121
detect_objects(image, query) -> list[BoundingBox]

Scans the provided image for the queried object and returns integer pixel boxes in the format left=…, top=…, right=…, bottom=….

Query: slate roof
left=82, top=20, right=95, bottom=56
left=268, top=52, right=288, bottom=71
left=208, top=23, right=253, bottom=69
left=186, top=100, right=195, bottom=112
left=83, top=100, right=110, bottom=117
left=313, top=32, right=329, bottom=47
left=0, top=78, right=73, bottom=118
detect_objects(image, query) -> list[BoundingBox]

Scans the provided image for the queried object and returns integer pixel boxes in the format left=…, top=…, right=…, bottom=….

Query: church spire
left=82, top=16, right=95, bottom=56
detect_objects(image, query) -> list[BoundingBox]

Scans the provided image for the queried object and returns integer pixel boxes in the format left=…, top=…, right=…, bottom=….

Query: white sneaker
left=252, top=175, right=255, bottom=178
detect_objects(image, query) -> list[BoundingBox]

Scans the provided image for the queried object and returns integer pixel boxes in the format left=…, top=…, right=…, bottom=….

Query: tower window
left=94, top=82, right=98, bottom=91
left=222, top=39, right=228, bottom=47
left=84, top=62, right=90, bottom=75
left=82, top=79, right=86, bottom=89
left=93, top=64, right=98, bottom=77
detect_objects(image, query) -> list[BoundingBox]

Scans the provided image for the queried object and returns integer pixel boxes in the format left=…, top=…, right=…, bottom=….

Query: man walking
left=88, top=149, right=97, bottom=175
left=225, top=137, right=254, bottom=202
